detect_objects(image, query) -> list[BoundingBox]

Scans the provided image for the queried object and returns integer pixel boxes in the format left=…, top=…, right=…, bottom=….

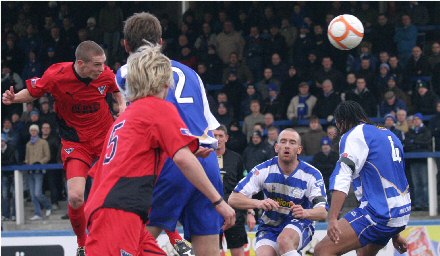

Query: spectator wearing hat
left=280, top=65, right=301, bottom=112
left=380, top=91, right=408, bottom=117
left=385, top=75, right=411, bottom=106
left=383, top=114, right=404, bottom=142
left=313, top=79, right=341, bottom=122
left=226, top=120, right=247, bottom=155
left=263, top=83, right=283, bottom=120
left=25, top=124, right=52, bottom=220
left=222, top=52, right=253, bottom=84
left=43, top=47, right=59, bottom=70
left=375, top=63, right=392, bottom=97
left=242, top=130, right=274, bottom=172
left=243, top=100, right=265, bottom=142
left=2, top=133, right=17, bottom=221
left=302, top=116, right=327, bottom=156
left=412, top=80, right=438, bottom=115
left=404, top=112, right=432, bottom=211
left=286, top=81, right=317, bottom=121
left=312, top=136, right=339, bottom=190
left=256, top=67, right=280, bottom=100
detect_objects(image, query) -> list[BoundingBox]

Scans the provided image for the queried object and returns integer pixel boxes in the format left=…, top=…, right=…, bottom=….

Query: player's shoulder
left=45, top=62, right=73, bottom=76
left=171, top=60, right=199, bottom=78
left=254, top=157, right=278, bottom=172
left=299, top=161, right=323, bottom=179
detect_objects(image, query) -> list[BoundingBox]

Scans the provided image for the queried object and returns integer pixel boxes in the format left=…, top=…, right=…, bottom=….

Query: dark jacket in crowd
left=220, top=149, right=244, bottom=201
left=429, top=112, right=440, bottom=151
left=346, top=88, right=377, bottom=117
left=313, top=91, right=341, bottom=119
left=412, top=90, right=438, bottom=115
left=312, top=151, right=339, bottom=189
left=226, top=130, right=248, bottom=155
left=242, top=141, right=274, bottom=171
left=404, top=125, right=432, bottom=152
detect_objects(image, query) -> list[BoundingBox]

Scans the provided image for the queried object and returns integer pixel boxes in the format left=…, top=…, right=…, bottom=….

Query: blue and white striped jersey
left=234, top=157, right=327, bottom=227
left=116, top=60, right=220, bottom=148
left=330, top=124, right=411, bottom=227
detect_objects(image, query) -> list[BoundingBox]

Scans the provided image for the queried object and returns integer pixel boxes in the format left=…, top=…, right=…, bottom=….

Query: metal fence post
left=14, top=170, right=25, bottom=225
left=427, top=157, right=438, bottom=216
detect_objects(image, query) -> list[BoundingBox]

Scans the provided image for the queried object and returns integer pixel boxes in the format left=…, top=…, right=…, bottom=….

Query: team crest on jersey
left=64, top=148, right=74, bottom=154
left=97, top=85, right=107, bottom=95
left=315, top=179, right=324, bottom=188
left=341, top=152, right=350, bottom=158
left=180, top=128, right=193, bottom=136
left=291, top=188, right=302, bottom=198
left=120, top=249, right=133, bottom=256
left=31, top=78, right=40, bottom=88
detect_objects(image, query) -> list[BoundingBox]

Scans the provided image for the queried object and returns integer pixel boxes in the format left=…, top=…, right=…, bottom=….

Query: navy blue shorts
left=148, top=152, right=223, bottom=241
left=344, top=208, right=405, bottom=247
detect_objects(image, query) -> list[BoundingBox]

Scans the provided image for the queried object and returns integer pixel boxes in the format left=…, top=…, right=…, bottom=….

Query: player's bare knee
left=277, top=233, right=297, bottom=253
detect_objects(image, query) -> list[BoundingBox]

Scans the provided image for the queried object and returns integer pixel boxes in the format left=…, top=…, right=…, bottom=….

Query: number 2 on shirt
left=104, top=120, right=126, bottom=164
left=173, top=67, right=194, bottom=104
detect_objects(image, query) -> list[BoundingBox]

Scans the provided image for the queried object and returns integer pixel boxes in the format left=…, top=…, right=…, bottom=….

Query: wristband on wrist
left=213, top=197, right=224, bottom=206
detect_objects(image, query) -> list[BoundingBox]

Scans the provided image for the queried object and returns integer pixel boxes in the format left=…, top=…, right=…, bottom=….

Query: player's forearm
left=328, top=190, right=347, bottom=221
left=174, top=147, right=222, bottom=203
left=13, top=89, right=35, bottom=103
left=228, top=192, right=259, bottom=210
left=113, top=92, right=126, bottom=112
left=306, top=206, right=327, bottom=221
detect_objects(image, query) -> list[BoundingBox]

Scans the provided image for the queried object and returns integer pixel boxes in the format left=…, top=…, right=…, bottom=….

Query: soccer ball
left=327, top=14, right=364, bottom=50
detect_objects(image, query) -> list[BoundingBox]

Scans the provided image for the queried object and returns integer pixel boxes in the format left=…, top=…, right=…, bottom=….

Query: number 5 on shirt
left=104, top=120, right=126, bottom=164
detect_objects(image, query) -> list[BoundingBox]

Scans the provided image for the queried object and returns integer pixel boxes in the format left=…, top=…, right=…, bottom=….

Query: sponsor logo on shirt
left=64, top=148, right=74, bottom=154
left=98, top=85, right=107, bottom=95
left=315, top=179, right=324, bottom=188
left=72, top=102, right=100, bottom=114
left=120, top=249, right=133, bottom=256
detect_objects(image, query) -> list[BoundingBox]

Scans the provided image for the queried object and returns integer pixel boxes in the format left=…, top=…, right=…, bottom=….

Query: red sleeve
left=104, top=66, right=120, bottom=93
left=154, top=102, right=199, bottom=158
left=25, top=67, right=56, bottom=98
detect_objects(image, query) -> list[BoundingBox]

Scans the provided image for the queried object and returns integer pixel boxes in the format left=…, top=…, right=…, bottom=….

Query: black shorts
left=220, top=211, right=248, bottom=249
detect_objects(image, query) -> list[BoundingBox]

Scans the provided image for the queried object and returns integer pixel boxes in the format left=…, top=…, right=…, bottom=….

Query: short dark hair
left=215, top=124, right=228, bottom=135
left=123, top=12, right=162, bottom=52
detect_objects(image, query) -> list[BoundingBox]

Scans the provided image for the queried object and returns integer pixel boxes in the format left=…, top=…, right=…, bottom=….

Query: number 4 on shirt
left=388, top=136, right=402, bottom=162
left=104, top=120, right=126, bottom=164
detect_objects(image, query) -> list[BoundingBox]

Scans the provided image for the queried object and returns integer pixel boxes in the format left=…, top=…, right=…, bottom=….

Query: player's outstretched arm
left=113, top=91, right=126, bottom=115
left=2, top=86, right=35, bottom=105
left=229, top=192, right=279, bottom=211
left=173, top=146, right=236, bottom=230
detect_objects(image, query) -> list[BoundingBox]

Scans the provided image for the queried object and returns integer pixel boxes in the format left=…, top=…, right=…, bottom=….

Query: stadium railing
left=2, top=151, right=439, bottom=225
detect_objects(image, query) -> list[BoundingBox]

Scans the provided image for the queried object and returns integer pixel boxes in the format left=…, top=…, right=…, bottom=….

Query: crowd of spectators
left=2, top=1, right=440, bottom=220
